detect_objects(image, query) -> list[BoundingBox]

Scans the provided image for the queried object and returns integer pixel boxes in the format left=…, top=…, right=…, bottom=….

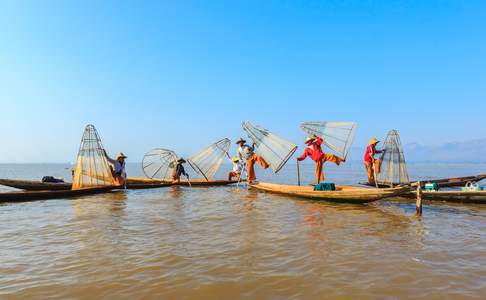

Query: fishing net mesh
left=188, top=138, right=230, bottom=181
left=300, top=122, right=357, bottom=159
left=72, top=125, right=116, bottom=190
left=242, top=121, right=297, bottom=173
left=376, top=129, right=410, bottom=186
left=142, top=149, right=178, bottom=180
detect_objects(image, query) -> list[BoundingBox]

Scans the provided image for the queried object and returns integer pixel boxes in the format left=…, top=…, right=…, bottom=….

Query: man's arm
left=297, top=149, right=309, bottom=161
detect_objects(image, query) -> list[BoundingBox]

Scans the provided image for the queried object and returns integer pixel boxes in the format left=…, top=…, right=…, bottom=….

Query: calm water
left=0, top=163, right=485, bottom=299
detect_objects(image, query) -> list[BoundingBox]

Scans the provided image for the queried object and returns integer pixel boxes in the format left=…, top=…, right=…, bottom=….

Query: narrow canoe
left=127, top=177, right=239, bottom=187
left=0, top=177, right=238, bottom=191
left=250, top=182, right=410, bottom=204
left=359, top=174, right=486, bottom=188
left=0, top=178, right=72, bottom=191
left=404, top=190, right=486, bottom=204
left=0, top=186, right=115, bottom=203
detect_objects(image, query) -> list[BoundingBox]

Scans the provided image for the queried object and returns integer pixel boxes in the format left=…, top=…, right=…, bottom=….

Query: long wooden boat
left=250, top=182, right=410, bottom=204
left=127, top=177, right=238, bottom=187
left=359, top=174, right=486, bottom=188
left=0, top=178, right=72, bottom=191
left=0, top=178, right=172, bottom=191
left=0, top=186, right=115, bottom=203
left=402, top=190, right=486, bottom=204
left=0, top=177, right=238, bottom=191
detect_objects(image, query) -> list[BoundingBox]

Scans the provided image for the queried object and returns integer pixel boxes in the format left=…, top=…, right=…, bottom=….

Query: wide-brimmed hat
left=116, top=152, right=127, bottom=159
left=305, top=136, right=315, bottom=144
left=368, top=138, right=380, bottom=145
left=177, top=158, right=186, bottom=163
left=236, top=137, right=246, bottom=144
left=231, top=156, right=240, bottom=162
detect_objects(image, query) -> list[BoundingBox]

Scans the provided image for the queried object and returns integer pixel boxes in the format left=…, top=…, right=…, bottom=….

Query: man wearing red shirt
left=297, top=135, right=344, bottom=183
left=364, top=138, right=382, bottom=184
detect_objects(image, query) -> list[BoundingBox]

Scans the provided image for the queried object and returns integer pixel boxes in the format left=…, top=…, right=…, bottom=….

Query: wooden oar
left=185, top=175, right=192, bottom=187
left=297, top=159, right=301, bottom=186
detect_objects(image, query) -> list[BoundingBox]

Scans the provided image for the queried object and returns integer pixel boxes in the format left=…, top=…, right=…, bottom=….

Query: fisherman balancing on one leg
left=364, top=138, right=382, bottom=185
left=296, top=135, right=345, bottom=184
left=236, top=137, right=269, bottom=183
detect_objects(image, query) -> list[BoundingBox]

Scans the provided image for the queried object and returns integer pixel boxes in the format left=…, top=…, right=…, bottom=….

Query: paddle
left=185, top=175, right=192, bottom=187
left=297, top=159, right=301, bottom=186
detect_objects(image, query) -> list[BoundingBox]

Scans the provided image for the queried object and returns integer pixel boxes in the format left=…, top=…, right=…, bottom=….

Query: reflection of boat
left=0, top=186, right=115, bottom=203
left=359, top=174, right=486, bottom=188
left=0, top=177, right=238, bottom=191
left=250, top=182, right=409, bottom=204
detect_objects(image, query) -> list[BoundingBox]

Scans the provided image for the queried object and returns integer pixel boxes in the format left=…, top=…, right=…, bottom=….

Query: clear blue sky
left=0, top=0, right=485, bottom=162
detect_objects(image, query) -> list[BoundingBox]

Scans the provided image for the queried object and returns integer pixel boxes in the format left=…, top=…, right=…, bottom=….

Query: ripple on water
left=0, top=184, right=485, bottom=299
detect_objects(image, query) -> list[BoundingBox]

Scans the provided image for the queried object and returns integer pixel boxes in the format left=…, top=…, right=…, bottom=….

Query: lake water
left=0, top=162, right=485, bottom=299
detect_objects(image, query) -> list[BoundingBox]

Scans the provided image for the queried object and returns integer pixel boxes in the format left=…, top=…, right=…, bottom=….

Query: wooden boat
left=0, top=178, right=172, bottom=191
left=0, top=186, right=115, bottom=203
left=127, top=177, right=238, bottom=187
left=174, top=179, right=239, bottom=186
left=359, top=174, right=486, bottom=188
left=250, top=182, right=410, bottom=204
left=403, top=190, right=486, bottom=204
left=0, top=178, right=72, bottom=191
left=0, top=177, right=238, bottom=191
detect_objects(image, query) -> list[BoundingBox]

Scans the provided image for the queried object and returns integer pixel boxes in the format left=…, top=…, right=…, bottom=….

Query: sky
left=0, top=0, right=485, bottom=163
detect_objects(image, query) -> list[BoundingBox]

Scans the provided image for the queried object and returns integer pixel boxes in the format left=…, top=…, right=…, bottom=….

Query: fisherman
left=104, top=151, right=127, bottom=187
left=228, top=156, right=242, bottom=181
left=172, top=158, right=189, bottom=183
left=364, top=138, right=382, bottom=184
left=297, top=135, right=345, bottom=184
left=236, top=137, right=269, bottom=183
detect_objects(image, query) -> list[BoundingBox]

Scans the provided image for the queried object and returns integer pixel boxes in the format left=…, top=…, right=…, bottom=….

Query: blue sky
left=0, top=0, right=485, bottom=162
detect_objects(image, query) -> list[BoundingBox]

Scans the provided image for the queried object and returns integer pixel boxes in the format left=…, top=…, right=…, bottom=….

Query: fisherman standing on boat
left=228, top=156, right=242, bottom=181
left=172, top=158, right=189, bottom=183
left=297, top=135, right=344, bottom=184
left=104, top=151, right=127, bottom=187
left=236, top=137, right=269, bottom=183
left=364, top=138, right=382, bottom=184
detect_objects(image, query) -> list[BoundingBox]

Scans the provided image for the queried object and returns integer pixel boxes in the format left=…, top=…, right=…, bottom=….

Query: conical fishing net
left=376, top=129, right=410, bottom=186
left=72, top=125, right=116, bottom=190
left=300, top=121, right=357, bottom=159
left=188, top=138, right=231, bottom=181
left=242, top=121, right=297, bottom=173
left=142, top=149, right=178, bottom=180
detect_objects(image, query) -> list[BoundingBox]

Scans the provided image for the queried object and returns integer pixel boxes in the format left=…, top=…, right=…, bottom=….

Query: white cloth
left=237, top=144, right=254, bottom=161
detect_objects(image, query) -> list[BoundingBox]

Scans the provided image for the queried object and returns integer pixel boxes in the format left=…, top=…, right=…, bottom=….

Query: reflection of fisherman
left=236, top=137, right=269, bottom=183
left=228, top=156, right=242, bottom=181
left=297, top=135, right=344, bottom=183
left=104, top=151, right=127, bottom=187
left=364, top=138, right=382, bottom=184
left=172, top=158, right=189, bottom=183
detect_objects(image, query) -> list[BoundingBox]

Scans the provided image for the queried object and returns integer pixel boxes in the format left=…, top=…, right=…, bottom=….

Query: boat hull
left=403, top=190, right=486, bottom=204
left=0, top=178, right=238, bottom=191
left=250, top=182, right=409, bottom=204
left=0, top=186, right=115, bottom=203
left=359, top=174, right=486, bottom=189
